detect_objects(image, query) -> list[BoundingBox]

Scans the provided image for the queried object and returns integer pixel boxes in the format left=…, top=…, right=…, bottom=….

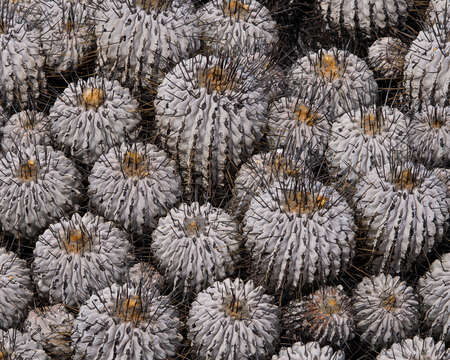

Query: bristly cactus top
left=152, top=202, right=240, bottom=298
left=187, top=277, right=280, bottom=360
left=88, top=142, right=182, bottom=234
left=72, top=283, right=182, bottom=360
left=0, top=247, right=33, bottom=330
left=198, top=0, right=278, bottom=56
left=244, top=179, right=355, bottom=292
left=0, top=3, right=46, bottom=109
left=33, top=212, right=133, bottom=306
left=49, top=76, right=141, bottom=165
left=354, top=162, right=449, bottom=274
left=0, top=145, right=82, bottom=238
left=289, top=48, right=378, bottom=115
left=96, top=0, right=200, bottom=89
left=272, top=341, right=345, bottom=360
left=155, top=53, right=268, bottom=191
left=376, top=336, right=449, bottom=360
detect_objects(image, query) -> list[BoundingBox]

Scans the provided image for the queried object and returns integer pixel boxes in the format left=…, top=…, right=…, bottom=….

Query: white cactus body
left=49, top=76, right=141, bottom=165
left=0, top=329, right=49, bottom=360
left=289, top=48, right=378, bottom=115
left=377, top=336, right=449, bottom=360
left=198, top=0, right=278, bottom=56
left=418, top=253, right=450, bottom=342
left=244, top=181, right=355, bottom=291
left=33, top=212, right=132, bottom=306
left=272, top=341, right=345, bottom=360
left=96, top=0, right=200, bottom=88
left=0, top=17, right=46, bottom=108
left=0, top=248, right=33, bottom=330
left=403, top=25, right=450, bottom=107
left=155, top=54, right=268, bottom=189
left=354, top=164, right=449, bottom=273
left=88, top=142, right=181, bottom=234
left=152, top=202, right=240, bottom=297
left=25, top=304, right=74, bottom=359
left=326, top=106, right=409, bottom=182
left=187, top=278, right=280, bottom=360
left=353, top=274, right=420, bottom=348
left=72, top=283, right=182, bottom=360
left=367, top=37, right=408, bottom=78
left=283, top=286, right=354, bottom=346
left=1, top=110, right=51, bottom=152
left=0, top=145, right=81, bottom=238
left=319, top=0, right=410, bottom=38
left=409, top=105, right=449, bottom=167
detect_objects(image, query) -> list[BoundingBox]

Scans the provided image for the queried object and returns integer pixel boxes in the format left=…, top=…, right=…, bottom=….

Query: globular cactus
left=283, top=285, right=355, bottom=347
left=367, top=37, right=408, bottom=79
left=0, top=248, right=33, bottom=330
left=152, top=202, right=240, bottom=298
left=0, top=145, right=82, bottom=238
left=72, top=283, right=182, bottom=360
left=25, top=304, right=74, bottom=359
left=187, top=277, right=280, bottom=360
left=289, top=48, right=378, bottom=115
left=0, top=329, right=49, bottom=360
left=33, top=212, right=133, bottom=306
left=243, top=179, right=355, bottom=293
left=353, top=274, right=420, bottom=349
left=88, top=142, right=181, bottom=234
left=377, top=336, right=449, bottom=360
left=354, top=162, right=449, bottom=274
left=417, top=253, right=450, bottom=342
left=49, top=76, right=141, bottom=165
left=272, top=341, right=345, bottom=360
left=155, top=53, right=268, bottom=191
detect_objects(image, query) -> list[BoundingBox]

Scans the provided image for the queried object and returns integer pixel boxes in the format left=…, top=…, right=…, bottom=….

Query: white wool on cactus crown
left=244, top=180, right=355, bottom=291
left=353, top=274, right=420, bottom=348
left=96, top=0, right=200, bottom=88
left=188, top=277, right=280, bottom=360
left=354, top=163, right=449, bottom=274
left=273, top=341, right=345, bottom=360
left=155, top=54, right=268, bottom=190
left=33, top=212, right=133, bottom=306
left=290, top=48, right=378, bottom=115
left=0, top=248, right=33, bottom=330
left=49, top=76, right=141, bottom=165
left=418, top=253, right=450, bottom=342
left=88, top=142, right=181, bottom=234
left=72, top=283, right=182, bottom=360
left=0, top=329, right=50, bottom=360
left=0, top=145, right=81, bottom=238
left=152, top=202, right=239, bottom=297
